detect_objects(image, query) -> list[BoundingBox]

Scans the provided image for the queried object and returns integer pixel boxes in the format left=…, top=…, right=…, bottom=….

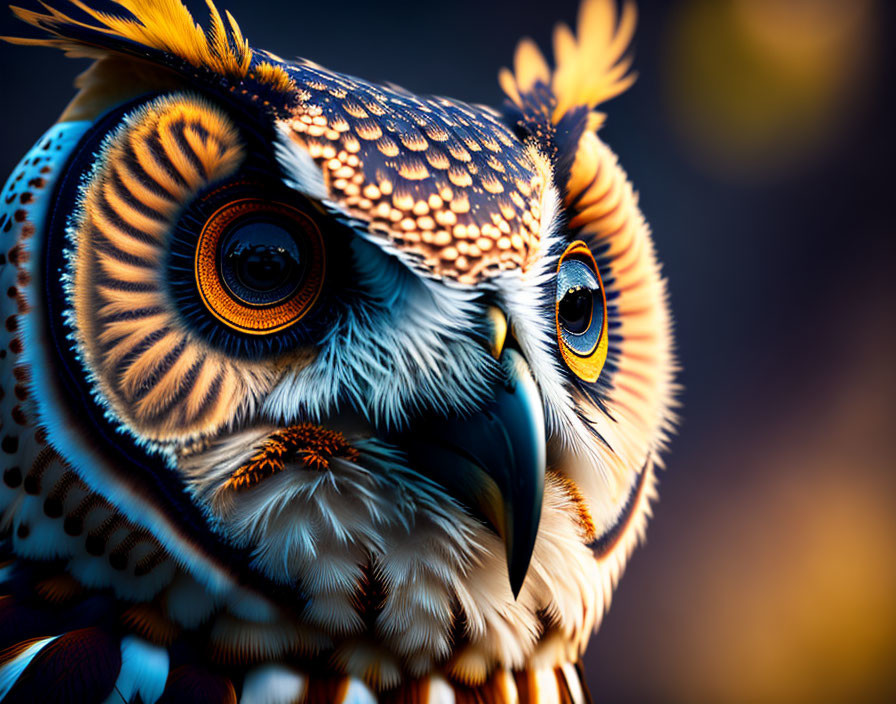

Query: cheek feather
left=262, top=237, right=497, bottom=429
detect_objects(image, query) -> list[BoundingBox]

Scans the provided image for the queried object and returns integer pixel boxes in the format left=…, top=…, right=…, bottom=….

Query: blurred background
left=1, top=0, right=894, bottom=701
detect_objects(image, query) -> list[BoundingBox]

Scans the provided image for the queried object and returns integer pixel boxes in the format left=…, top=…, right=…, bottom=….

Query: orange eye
left=194, top=198, right=325, bottom=335
left=555, top=240, right=608, bottom=382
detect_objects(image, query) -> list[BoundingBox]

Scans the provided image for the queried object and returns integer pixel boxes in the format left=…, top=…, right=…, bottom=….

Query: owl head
left=0, top=0, right=675, bottom=689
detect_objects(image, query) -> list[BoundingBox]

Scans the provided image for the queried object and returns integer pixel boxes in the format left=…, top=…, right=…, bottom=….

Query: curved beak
left=401, top=346, right=546, bottom=598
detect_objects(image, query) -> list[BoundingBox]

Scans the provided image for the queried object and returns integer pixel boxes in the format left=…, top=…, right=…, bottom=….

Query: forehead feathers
left=276, top=65, right=550, bottom=284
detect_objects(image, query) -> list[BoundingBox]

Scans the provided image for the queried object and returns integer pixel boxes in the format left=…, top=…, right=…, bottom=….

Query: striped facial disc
left=67, top=93, right=277, bottom=442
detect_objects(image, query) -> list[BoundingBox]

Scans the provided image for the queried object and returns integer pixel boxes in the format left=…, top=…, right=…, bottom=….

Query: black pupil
left=559, top=286, right=594, bottom=334
left=236, top=245, right=292, bottom=290
left=220, top=219, right=303, bottom=305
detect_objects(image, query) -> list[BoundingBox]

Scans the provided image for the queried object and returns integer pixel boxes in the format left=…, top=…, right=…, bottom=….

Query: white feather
left=263, top=237, right=496, bottom=430
left=426, top=676, right=456, bottom=704
left=240, top=665, right=307, bottom=704
left=274, top=123, right=329, bottom=200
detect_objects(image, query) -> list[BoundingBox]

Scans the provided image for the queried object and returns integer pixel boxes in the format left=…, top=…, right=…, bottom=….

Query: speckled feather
left=278, top=61, right=549, bottom=284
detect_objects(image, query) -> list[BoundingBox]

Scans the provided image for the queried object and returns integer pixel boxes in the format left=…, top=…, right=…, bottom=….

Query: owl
left=0, top=0, right=675, bottom=701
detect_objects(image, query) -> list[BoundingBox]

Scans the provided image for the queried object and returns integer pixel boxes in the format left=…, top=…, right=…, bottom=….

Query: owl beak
left=401, top=345, right=546, bottom=598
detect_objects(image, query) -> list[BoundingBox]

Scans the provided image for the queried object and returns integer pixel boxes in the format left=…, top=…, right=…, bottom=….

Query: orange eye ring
left=194, top=198, right=325, bottom=335
left=555, top=240, right=609, bottom=382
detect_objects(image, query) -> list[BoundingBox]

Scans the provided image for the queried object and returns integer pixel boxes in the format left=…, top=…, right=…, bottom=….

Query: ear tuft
left=500, top=0, right=637, bottom=129
left=5, top=0, right=252, bottom=80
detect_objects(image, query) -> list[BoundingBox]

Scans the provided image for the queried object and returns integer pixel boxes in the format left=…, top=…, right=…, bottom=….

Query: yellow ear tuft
left=6, top=0, right=252, bottom=80
left=501, top=0, right=638, bottom=126
left=513, top=37, right=552, bottom=94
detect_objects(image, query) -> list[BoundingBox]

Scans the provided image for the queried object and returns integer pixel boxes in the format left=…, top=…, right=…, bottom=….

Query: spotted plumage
left=0, top=0, right=676, bottom=701
left=280, top=68, right=548, bottom=284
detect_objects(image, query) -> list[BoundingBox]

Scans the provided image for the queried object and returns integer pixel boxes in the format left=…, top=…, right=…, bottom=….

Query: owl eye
left=194, top=198, right=325, bottom=335
left=555, top=241, right=609, bottom=382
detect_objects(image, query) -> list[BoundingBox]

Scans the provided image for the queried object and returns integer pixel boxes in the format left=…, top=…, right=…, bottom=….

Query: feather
left=104, top=636, right=169, bottom=704
left=0, top=636, right=60, bottom=700
left=501, top=0, right=638, bottom=125
left=4, top=627, right=122, bottom=703
left=274, top=123, right=329, bottom=201
left=240, top=665, right=307, bottom=704
left=6, top=0, right=251, bottom=79
left=341, top=678, right=378, bottom=704
left=155, top=666, right=237, bottom=704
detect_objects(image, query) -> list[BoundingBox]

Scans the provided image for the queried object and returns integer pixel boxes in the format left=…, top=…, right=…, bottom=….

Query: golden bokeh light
left=595, top=294, right=896, bottom=703
left=664, top=0, right=879, bottom=179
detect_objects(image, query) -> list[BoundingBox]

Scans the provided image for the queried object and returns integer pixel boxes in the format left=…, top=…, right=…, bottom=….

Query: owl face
left=1, top=0, right=675, bottom=681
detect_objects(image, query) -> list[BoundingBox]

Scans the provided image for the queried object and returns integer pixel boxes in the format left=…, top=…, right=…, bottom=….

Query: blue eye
left=556, top=255, right=604, bottom=358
